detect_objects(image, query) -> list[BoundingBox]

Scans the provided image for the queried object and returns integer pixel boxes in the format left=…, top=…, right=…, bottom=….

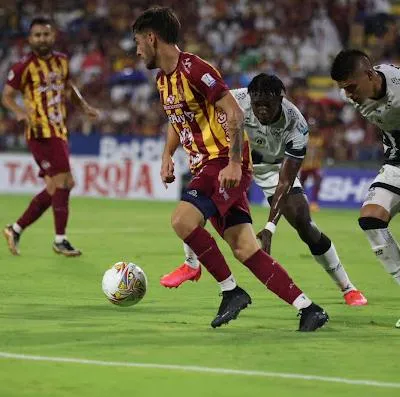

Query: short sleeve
left=231, top=88, right=250, bottom=110
left=6, top=62, right=26, bottom=91
left=185, top=55, right=229, bottom=104
left=284, top=118, right=309, bottom=159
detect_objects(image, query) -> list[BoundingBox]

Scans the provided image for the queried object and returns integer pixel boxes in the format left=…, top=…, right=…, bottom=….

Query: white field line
left=0, top=352, right=399, bottom=389
left=31, top=228, right=144, bottom=234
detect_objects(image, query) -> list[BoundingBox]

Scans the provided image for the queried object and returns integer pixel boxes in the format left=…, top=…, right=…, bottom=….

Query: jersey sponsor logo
left=201, top=73, right=216, bottom=88
left=163, top=103, right=183, bottom=110
left=298, top=123, right=309, bottom=136
left=183, top=58, right=192, bottom=73
left=179, top=127, right=194, bottom=146
left=7, top=70, right=15, bottom=81
left=254, top=136, right=267, bottom=146
left=190, top=153, right=203, bottom=167
left=234, top=91, right=247, bottom=101
left=218, top=186, right=230, bottom=201
left=184, top=111, right=195, bottom=122
left=168, top=111, right=195, bottom=124
left=40, top=160, right=51, bottom=170
left=166, top=95, right=175, bottom=105
left=37, top=83, right=65, bottom=93
left=48, top=93, right=62, bottom=107
left=45, top=71, right=61, bottom=84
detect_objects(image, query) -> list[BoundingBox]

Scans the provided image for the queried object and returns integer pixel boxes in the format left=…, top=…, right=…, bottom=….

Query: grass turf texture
left=0, top=194, right=399, bottom=397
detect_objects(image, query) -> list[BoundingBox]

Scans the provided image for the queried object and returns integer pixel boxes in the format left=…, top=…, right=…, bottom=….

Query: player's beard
left=146, top=55, right=157, bottom=70
left=33, top=44, right=53, bottom=57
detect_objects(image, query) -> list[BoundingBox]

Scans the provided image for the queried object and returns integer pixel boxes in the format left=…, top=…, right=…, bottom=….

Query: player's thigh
left=362, top=165, right=400, bottom=221
left=171, top=200, right=206, bottom=239
left=360, top=187, right=400, bottom=222
left=223, top=223, right=260, bottom=262
left=52, top=171, right=75, bottom=189
left=44, top=175, right=56, bottom=195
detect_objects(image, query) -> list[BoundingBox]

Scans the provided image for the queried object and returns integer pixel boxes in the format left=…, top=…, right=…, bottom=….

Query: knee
left=231, top=242, right=259, bottom=263
left=46, top=184, right=56, bottom=196
left=67, top=178, right=75, bottom=190
left=358, top=217, right=388, bottom=231
left=171, top=212, right=196, bottom=239
left=232, top=246, right=246, bottom=262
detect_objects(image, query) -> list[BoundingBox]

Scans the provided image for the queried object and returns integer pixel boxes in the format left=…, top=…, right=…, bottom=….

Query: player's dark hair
left=29, top=17, right=54, bottom=31
left=248, top=74, right=286, bottom=97
left=132, top=7, right=180, bottom=44
left=330, top=49, right=371, bottom=81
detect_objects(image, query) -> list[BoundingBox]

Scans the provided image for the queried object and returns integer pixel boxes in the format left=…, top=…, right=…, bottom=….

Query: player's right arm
left=160, top=123, right=180, bottom=188
left=1, top=84, right=31, bottom=125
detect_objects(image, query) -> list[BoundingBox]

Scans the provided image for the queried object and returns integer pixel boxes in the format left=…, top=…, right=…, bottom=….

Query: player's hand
left=160, top=156, right=175, bottom=189
left=257, top=229, right=272, bottom=254
left=218, top=160, right=242, bottom=189
left=15, top=109, right=31, bottom=126
left=83, top=104, right=101, bottom=121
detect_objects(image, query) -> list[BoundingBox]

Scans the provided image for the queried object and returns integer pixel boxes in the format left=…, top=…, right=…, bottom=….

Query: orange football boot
left=160, top=263, right=201, bottom=288
left=344, top=290, right=368, bottom=306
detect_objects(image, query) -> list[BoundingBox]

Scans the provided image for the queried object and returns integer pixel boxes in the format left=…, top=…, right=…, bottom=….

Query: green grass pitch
left=0, top=194, right=399, bottom=397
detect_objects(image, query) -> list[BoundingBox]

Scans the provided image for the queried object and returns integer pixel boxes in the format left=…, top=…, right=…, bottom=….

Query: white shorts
left=362, top=164, right=400, bottom=216
left=253, top=163, right=303, bottom=198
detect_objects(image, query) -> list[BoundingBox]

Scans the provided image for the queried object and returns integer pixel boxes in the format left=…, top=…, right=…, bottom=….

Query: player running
left=331, top=49, right=400, bottom=327
left=2, top=17, right=99, bottom=256
left=133, top=7, right=328, bottom=331
left=161, top=73, right=367, bottom=307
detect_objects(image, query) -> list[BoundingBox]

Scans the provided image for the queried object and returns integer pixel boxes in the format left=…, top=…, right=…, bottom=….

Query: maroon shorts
left=184, top=159, right=252, bottom=236
left=28, top=137, right=71, bottom=178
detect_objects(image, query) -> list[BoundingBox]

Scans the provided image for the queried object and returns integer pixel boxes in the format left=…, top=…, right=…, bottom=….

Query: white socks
left=313, top=243, right=356, bottom=293
left=183, top=243, right=200, bottom=269
left=55, top=234, right=67, bottom=243
left=13, top=223, right=22, bottom=234
left=363, top=228, right=400, bottom=285
left=292, top=293, right=312, bottom=310
left=218, top=274, right=237, bottom=292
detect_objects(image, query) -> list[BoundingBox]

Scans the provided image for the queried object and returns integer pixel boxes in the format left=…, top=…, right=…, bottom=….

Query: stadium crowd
left=0, top=0, right=399, bottom=164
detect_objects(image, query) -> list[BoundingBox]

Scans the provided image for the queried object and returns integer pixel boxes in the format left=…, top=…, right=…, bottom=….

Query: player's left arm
left=67, top=80, right=100, bottom=120
left=185, top=57, right=244, bottom=188
left=216, top=92, right=245, bottom=188
left=257, top=155, right=303, bottom=254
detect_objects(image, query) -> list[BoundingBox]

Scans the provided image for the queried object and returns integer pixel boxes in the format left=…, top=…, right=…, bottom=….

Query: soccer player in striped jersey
left=299, top=118, right=325, bottom=212
left=163, top=74, right=367, bottom=307
left=133, top=7, right=328, bottom=331
left=331, top=49, right=400, bottom=328
left=2, top=17, right=99, bottom=256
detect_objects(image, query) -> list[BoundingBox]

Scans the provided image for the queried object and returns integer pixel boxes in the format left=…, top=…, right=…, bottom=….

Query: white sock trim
left=218, top=274, right=237, bottom=292
left=292, top=294, right=312, bottom=310
left=364, top=228, right=400, bottom=285
left=313, top=243, right=355, bottom=293
left=55, top=235, right=67, bottom=243
left=12, top=223, right=22, bottom=234
left=183, top=243, right=200, bottom=269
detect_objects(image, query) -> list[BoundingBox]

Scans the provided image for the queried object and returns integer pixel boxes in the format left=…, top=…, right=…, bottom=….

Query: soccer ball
left=102, top=262, right=147, bottom=306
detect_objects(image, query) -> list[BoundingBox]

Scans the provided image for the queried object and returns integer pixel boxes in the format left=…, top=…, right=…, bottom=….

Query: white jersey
left=232, top=88, right=309, bottom=165
left=345, top=64, right=400, bottom=165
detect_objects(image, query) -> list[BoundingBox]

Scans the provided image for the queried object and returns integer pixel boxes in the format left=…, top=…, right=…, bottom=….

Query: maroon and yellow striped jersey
left=302, top=135, right=325, bottom=171
left=156, top=52, right=250, bottom=172
left=6, top=51, right=70, bottom=141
